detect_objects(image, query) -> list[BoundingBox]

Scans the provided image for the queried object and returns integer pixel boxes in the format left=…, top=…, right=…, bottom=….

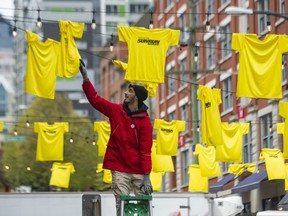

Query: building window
left=180, top=58, right=187, bottom=87
left=221, top=23, right=231, bottom=59
left=257, top=0, right=269, bottom=34
left=181, top=103, right=188, bottom=121
left=182, top=149, right=189, bottom=185
left=169, top=111, right=176, bottom=121
left=243, top=123, right=252, bottom=163
left=166, top=23, right=175, bottom=55
left=179, top=12, right=186, bottom=30
left=179, top=12, right=188, bottom=42
left=193, top=0, right=200, bottom=27
left=167, top=0, right=173, bottom=8
left=280, top=0, right=285, bottom=14
left=168, top=67, right=175, bottom=95
left=246, top=15, right=250, bottom=33
left=260, top=113, right=273, bottom=148
left=106, top=5, right=118, bottom=15
left=160, top=83, right=165, bottom=101
left=282, top=55, right=287, bottom=83
left=206, top=37, right=215, bottom=68
left=130, top=4, right=148, bottom=13
left=206, top=0, right=214, bottom=15
left=130, top=4, right=136, bottom=13
left=222, top=76, right=232, bottom=111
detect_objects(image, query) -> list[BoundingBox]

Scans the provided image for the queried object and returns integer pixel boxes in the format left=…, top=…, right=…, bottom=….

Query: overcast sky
left=0, top=0, right=14, bottom=18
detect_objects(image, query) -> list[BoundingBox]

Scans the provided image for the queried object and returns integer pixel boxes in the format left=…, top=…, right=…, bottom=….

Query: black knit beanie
left=129, top=84, right=148, bottom=104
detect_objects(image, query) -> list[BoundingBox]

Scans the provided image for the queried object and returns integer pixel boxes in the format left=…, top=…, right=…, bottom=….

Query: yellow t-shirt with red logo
left=34, top=122, right=69, bottom=161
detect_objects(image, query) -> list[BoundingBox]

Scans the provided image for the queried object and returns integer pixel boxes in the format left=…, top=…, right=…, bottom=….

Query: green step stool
left=120, top=195, right=153, bottom=216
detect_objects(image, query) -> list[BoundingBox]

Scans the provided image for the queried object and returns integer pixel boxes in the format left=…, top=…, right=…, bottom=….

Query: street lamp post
left=225, top=6, right=288, bottom=20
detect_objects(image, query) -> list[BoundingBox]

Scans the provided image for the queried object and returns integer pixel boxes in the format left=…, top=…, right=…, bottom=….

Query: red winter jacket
left=82, top=80, right=153, bottom=174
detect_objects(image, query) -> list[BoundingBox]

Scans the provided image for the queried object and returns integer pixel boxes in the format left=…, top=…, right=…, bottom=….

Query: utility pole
left=189, top=0, right=199, bottom=164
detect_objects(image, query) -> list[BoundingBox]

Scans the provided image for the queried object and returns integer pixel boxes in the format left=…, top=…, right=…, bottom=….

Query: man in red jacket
left=79, top=60, right=153, bottom=216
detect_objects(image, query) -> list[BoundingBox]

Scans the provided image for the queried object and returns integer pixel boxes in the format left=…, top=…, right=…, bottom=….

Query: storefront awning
left=231, top=170, right=267, bottom=194
left=209, top=174, right=235, bottom=193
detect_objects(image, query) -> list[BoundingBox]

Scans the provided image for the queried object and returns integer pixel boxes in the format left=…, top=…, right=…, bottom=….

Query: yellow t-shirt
left=232, top=33, right=288, bottom=98
left=285, top=163, right=288, bottom=191
left=150, top=171, right=164, bottom=191
left=279, top=101, right=288, bottom=118
left=278, top=101, right=288, bottom=158
left=112, top=60, right=128, bottom=71
left=57, top=20, right=84, bottom=78
left=228, top=163, right=256, bottom=175
left=118, top=26, right=180, bottom=84
left=112, top=60, right=158, bottom=96
left=49, top=162, right=75, bottom=188
left=0, top=122, right=3, bottom=131
left=188, top=164, right=208, bottom=193
left=94, top=121, right=111, bottom=156
left=197, top=85, right=223, bottom=146
left=259, top=148, right=286, bottom=180
left=34, top=122, right=69, bottom=161
left=216, top=122, right=250, bottom=162
left=25, top=30, right=60, bottom=99
left=96, top=163, right=112, bottom=184
left=154, top=119, right=186, bottom=156
left=151, top=140, right=174, bottom=172
left=103, top=169, right=112, bottom=184
left=194, top=144, right=220, bottom=177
